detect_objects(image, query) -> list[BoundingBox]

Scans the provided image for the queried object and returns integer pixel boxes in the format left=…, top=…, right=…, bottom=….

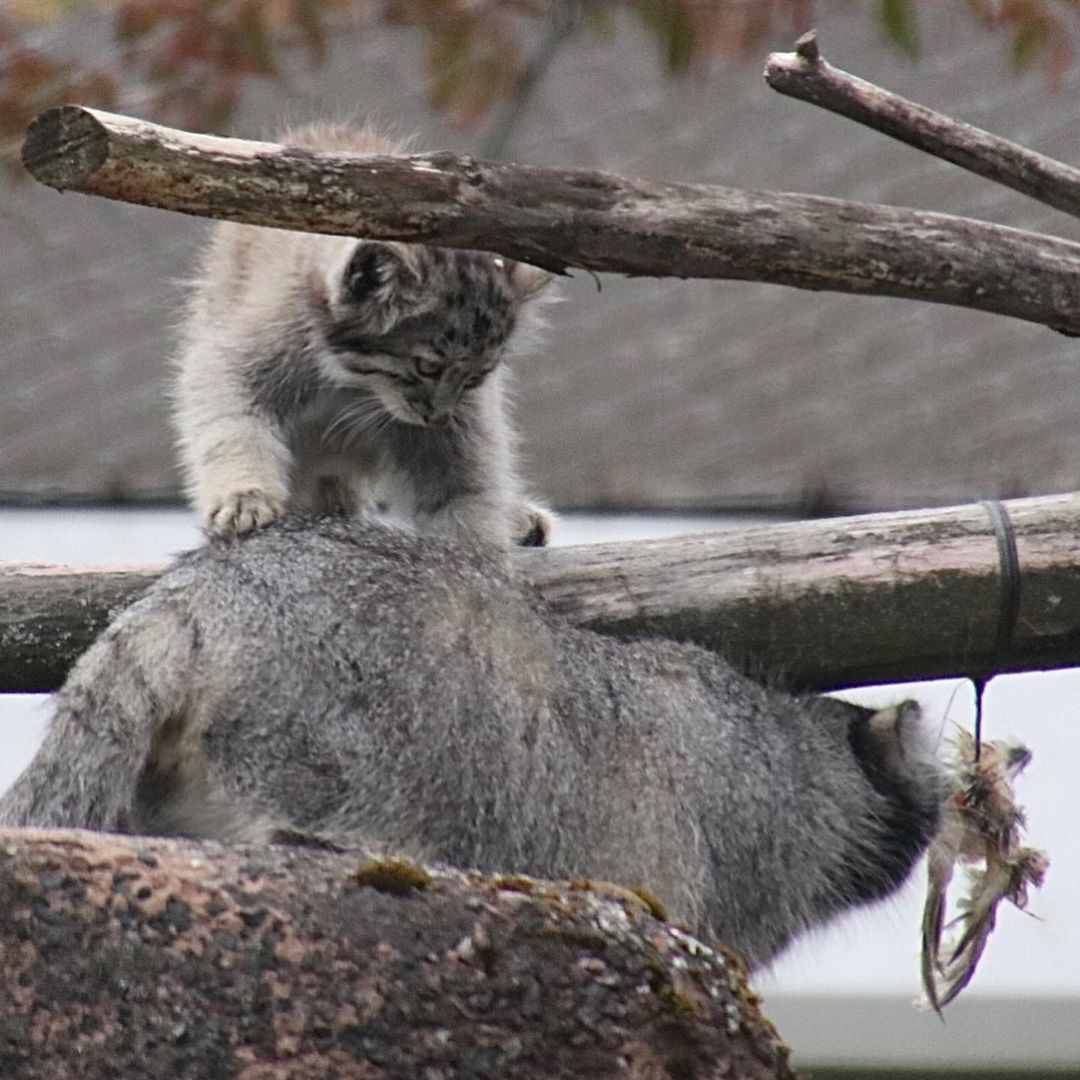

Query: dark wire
left=976, top=500, right=1022, bottom=763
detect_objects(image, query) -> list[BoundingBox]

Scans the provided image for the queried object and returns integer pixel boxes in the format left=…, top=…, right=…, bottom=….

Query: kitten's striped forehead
left=414, top=248, right=512, bottom=301
left=410, top=247, right=518, bottom=351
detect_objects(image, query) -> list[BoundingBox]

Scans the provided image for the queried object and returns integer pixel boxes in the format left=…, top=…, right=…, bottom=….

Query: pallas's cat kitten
left=175, top=124, right=553, bottom=547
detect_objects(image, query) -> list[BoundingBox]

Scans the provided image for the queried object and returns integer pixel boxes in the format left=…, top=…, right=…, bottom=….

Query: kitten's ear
left=343, top=243, right=415, bottom=304
left=503, top=259, right=554, bottom=302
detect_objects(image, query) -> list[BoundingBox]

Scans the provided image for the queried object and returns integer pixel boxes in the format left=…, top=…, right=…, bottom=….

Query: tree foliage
left=2, top=0, right=1080, bottom=173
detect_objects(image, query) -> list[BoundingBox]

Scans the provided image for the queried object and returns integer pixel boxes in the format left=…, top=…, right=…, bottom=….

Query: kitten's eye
left=395, top=373, right=421, bottom=387
left=415, top=357, right=442, bottom=379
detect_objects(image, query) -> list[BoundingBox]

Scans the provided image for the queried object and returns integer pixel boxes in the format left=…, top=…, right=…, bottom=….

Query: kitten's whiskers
left=321, top=398, right=388, bottom=448
left=339, top=403, right=392, bottom=454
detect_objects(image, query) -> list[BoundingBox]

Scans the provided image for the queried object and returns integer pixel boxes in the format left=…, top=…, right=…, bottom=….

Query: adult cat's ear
left=503, top=259, right=553, bottom=302
left=343, top=243, right=416, bottom=304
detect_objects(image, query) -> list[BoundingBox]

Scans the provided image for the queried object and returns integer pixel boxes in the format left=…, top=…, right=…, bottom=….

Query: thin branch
left=6, top=493, right=1080, bottom=694
left=765, top=30, right=1080, bottom=220
left=20, top=105, right=1080, bottom=335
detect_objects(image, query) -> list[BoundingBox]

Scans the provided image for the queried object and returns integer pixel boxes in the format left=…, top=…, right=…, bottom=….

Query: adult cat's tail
left=0, top=590, right=196, bottom=832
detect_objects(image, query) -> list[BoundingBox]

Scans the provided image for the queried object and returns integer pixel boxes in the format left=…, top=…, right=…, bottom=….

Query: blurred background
left=2, top=2, right=1080, bottom=1075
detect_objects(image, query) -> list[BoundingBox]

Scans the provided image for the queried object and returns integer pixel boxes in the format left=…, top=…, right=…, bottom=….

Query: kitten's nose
left=430, top=380, right=462, bottom=424
left=413, top=402, right=447, bottom=426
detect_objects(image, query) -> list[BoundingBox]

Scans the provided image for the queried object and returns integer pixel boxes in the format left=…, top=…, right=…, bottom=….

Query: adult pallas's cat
left=0, top=515, right=946, bottom=970
left=175, top=124, right=553, bottom=546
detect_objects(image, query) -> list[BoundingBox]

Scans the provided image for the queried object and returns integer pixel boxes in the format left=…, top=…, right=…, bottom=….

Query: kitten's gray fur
left=0, top=517, right=946, bottom=968
left=175, top=124, right=552, bottom=547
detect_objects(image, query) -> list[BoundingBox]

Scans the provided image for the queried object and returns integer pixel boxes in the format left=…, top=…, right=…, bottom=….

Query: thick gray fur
left=174, top=123, right=552, bottom=546
left=0, top=517, right=946, bottom=968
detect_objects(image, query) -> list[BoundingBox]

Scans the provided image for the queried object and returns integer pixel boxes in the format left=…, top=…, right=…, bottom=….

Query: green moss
left=352, top=858, right=432, bottom=895
left=490, top=874, right=536, bottom=894
left=562, top=876, right=669, bottom=922
left=532, top=921, right=611, bottom=951
left=628, top=885, right=668, bottom=922
left=657, top=984, right=702, bottom=1021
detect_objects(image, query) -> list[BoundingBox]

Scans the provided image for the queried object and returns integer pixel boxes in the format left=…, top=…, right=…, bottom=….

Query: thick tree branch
left=765, top=31, right=1080, bottom=220
left=0, top=828, right=793, bottom=1079
left=20, top=105, right=1080, bottom=335
left=5, top=493, right=1080, bottom=694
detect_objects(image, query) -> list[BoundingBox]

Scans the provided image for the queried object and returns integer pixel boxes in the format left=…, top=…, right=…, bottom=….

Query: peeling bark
left=20, top=105, right=1080, bottom=335
left=0, top=828, right=793, bottom=1080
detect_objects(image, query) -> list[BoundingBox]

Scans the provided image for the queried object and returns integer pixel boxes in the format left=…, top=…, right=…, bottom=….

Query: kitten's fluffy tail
left=0, top=592, right=196, bottom=832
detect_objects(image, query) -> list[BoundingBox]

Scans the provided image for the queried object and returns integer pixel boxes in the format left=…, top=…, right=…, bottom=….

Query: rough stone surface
left=0, top=828, right=794, bottom=1080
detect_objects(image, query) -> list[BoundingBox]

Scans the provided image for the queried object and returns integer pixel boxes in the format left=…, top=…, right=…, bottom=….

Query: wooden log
left=4, top=493, right=1080, bottom=694
left=0, top=563, right=160, bottom=694
left=765, top=31, right=1080, bottom=221
left=529, top=492, right=1080, bottom=689
left=0, top=828, right=794, bottom=1080
left=19, top=105, right=1080, bottom=336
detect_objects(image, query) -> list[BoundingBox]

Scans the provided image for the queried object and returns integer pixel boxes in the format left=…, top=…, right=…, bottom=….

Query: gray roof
left=3, top=6, right=1080, bottom=511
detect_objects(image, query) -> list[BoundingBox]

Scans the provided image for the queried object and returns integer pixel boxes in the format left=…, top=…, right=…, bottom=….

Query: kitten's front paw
left=207, top=489, right=287, bottom=536
left=516, top=503, right=555, bottom=548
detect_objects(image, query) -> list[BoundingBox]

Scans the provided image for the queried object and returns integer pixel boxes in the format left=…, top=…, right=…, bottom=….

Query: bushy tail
left=845, top=699, right=948, bottom=904
left=0, top=594, right=195, bottom=832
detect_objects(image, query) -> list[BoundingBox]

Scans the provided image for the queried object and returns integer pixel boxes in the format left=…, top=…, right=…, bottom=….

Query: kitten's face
left=324, top=242, right=549, bottom=427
